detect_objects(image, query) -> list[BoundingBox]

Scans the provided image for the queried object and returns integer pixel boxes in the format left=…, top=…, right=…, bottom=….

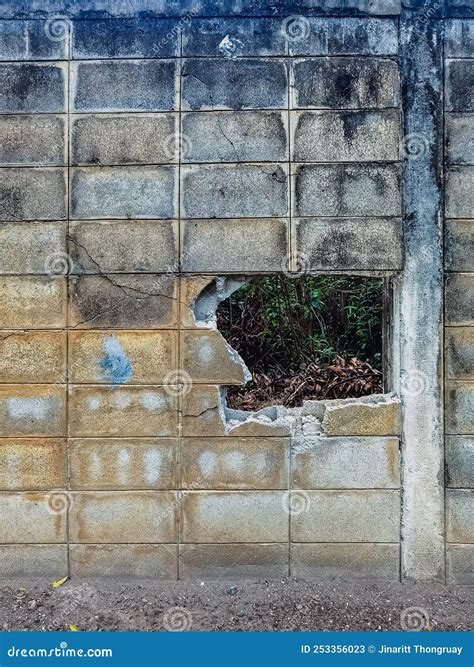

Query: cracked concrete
left=0, top=4, right=472, bottom=583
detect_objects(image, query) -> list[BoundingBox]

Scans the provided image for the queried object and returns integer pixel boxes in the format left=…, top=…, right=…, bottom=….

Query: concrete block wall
left=0, top=0, right=472, bottom=582
left=444, top=18, right=474, bottom=585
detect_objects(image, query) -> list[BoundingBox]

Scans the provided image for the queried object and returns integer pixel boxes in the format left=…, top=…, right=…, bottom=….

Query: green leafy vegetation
left=216, top=275, right=384, bottom=408
left=217, top=275, right=384, bottom=374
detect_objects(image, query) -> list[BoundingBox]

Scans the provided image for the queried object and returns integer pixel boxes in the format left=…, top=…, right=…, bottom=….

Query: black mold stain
left=0, top=185, right=23, bottom=220
left=2, top=65, right=64, bottom=112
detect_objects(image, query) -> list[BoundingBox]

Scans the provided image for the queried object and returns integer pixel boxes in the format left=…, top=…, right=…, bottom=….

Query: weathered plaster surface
left=0, top=2, right=472, bottom=581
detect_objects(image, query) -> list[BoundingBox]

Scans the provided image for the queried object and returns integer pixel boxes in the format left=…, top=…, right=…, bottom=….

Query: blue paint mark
left=99, top=335, right=133, bottom=385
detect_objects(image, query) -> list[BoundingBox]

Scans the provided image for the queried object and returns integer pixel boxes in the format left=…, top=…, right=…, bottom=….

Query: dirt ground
left=0, top=578, right=471, bottom=632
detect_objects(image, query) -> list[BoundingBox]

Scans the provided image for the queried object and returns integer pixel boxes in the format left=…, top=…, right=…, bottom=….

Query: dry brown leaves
left=226, top=356, right=383, bottom=410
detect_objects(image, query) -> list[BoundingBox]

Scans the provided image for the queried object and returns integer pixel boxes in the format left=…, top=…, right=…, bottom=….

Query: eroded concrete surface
left=0, top=1, right=472, bottom=583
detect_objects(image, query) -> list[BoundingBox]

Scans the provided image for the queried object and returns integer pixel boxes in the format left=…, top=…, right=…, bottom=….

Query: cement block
left=0, top=62, right=66, bottom=112
left=180, top=437, right=289, bottom=490
left=288, top=18, right=398, bottom=56
left=446, top=167, right=474, bottom=218
left=71, top=166, right=177, bottom=220
left=72, top=60, right=177, bottom=112
left=291, top=490, right=400, bottom=542
left=72, top=18, right=179, bottom=59
left=304, top=395, right=401, bottom=437
left=295, top=217, right=402, bottom=270
left=292, top=436, right=399, bottom=489
left=68, top=220, right=178, bottom=273
left=0, top=331, right=66, bottom=383
left=446, top=114, right=474, bottom=165
left=446, top=437, right=474, bottom=488
left=291, top=57, right=399, bottom=109
left=0, top=492, right=67, bottom=543
left=181, top=58, right=288, bottom=110
left=0, top=168, right=66, bottom=220
left=445, top=20, right=474, bottom=58
left=294, top=164, right=401, bottom=217
left=445, top=220, right=474, bottom=272
left=445, top=327, right=474, bottom=380
left=227, top=419, right=291, bottom=438
left=69, top=439, right=176, bottom=490
left=181, top=330, right=247, bottom=384
left=291, top=543, right=399, bottom=579
left=0, top=20, right=66, bottom=60
left=292, top=110, right=400, bottom=162
left=0, top=438, right=66, bottom=490
left=445, top=274, right=474, bottom=325
left=447, top=489, right=474, bottom=543
left=70, top=544, right=177, bottom=579
left=68, top=386, right=177, bottom=438
left=178, top=544, right=288, bottom=579
left=0, top=276, right=66, bottom=329
left=182, top=386, right=225, bottom=437
left=0, top=385, right=66, bottom=437
left=0, top=221, right=66, bottom=275
left=71, top=114, right=177, bottom=166
left=446, top=382, right=474, bottom=435
left=179, top=275, right=215, bottom=328
left=0, top=545, right=68, bottom=579
left=68, top=274, right=178, bottom=329
left=446, top=60, right=474, bottom=112
left=69, top=491, right=177, bottom=543
left=181, top=218, right=288, bottom=272
left=0, top=115, right=66, bottom=165
left=180, top=491, right=288, bottom=543
left=68, top=330, right=176, bottom=384
left=182, top=18, right=285, bottom=57
left=447, top=544, right=474, bottom=585
left=182, top=111, right=288, bottom=162
left=181, top=165, right=288, bottom=218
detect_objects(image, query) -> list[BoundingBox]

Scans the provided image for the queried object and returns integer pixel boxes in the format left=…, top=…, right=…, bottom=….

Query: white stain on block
left=112, top=392, right=132, bottom=409
left=198, top=451, right=216, bottom=478
left=223, top=451, right=245, bottom=472
left=142, top=392, right=164, bottom=412
left=117, top=448, right=130, bottom=485
left=197, top=338, right=213, bottom=364
left=89, top=450, right=102, bottom=481
left=144, top=449, right=162, bottom=486
left=6, top=397, right=52, bottom=421
left=87, top=395, right=101, bottom=411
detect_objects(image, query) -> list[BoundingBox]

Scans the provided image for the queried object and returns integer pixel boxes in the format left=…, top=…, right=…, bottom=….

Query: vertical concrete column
left=399, top=10, right=445, bottom=581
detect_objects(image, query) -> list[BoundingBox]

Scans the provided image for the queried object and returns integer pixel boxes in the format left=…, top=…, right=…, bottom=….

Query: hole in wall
left=214, top=275, right=385, bottom=411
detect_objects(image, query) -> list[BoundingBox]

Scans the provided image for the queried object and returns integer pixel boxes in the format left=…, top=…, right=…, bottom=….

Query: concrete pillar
left=398, top=9, right=445, bottom=581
